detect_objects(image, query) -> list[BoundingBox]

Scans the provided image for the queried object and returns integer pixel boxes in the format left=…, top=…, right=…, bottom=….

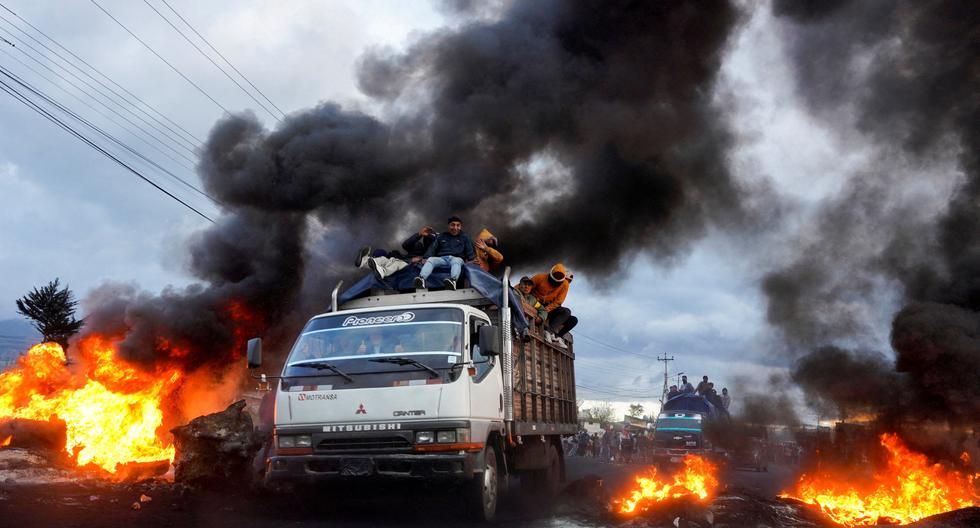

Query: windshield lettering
left=342, top=312, right=415, bottom=326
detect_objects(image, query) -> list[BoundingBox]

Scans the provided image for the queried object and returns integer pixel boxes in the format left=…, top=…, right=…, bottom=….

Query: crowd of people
left=354, top=215, right=577, bottom=346
left=563, top=427, right=659, bottom=464
left=666, top=374, right=731, bottom=412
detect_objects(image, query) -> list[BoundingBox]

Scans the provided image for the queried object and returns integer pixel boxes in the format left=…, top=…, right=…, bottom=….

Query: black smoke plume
left=80, top=0, right=752, bottom=376
left=765, top=0, right=979, bottom=427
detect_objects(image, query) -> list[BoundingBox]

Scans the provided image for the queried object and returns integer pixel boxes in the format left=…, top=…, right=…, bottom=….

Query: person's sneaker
left=355, top=245, right=371, bottom=268
left=413, top=276, right=425, bottom=289
left=555, top=337, right=568, bottom=349
left=543, top=331, right=554, bottom=344
left=367, top=257, right=385, bottom=281
left=443, top=278, right=457, bottom=291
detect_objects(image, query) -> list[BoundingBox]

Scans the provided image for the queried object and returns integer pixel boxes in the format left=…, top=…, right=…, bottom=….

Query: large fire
left=0, top=338, right=180, bottom=474
left=617, top=455, right=720, bottom=514
left=782, top=433, right=980, bottom=526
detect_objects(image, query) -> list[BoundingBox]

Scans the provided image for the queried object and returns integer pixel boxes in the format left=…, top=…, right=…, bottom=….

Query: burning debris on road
left=616, top=455, right=720, bottom=514
left=782, top=433, right=980, bottom=527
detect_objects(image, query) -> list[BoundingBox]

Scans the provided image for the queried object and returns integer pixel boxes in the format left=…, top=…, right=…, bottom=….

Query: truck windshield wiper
left=370, top=356, right=440, bottom=378
left=290, top=361, right=353, bottom=383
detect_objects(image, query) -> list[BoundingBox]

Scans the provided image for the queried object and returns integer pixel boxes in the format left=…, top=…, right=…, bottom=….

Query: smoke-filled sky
left=0, top=0, right=974, bottom=424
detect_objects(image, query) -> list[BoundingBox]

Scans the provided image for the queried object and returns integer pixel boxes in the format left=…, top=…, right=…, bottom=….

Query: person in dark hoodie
left=415, top=216, right=476, bottom=290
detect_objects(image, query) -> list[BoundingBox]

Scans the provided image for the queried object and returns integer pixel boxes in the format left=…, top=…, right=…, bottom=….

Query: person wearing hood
left=528, top=263, right=578, bottom=347
left=472, top=228, right=503, bottom=273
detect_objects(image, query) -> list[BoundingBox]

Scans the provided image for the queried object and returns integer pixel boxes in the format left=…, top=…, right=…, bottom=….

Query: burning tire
left=466, top=444, right=499, bottom=521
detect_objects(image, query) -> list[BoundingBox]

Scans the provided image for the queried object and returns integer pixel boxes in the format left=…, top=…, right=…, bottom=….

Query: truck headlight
left=436, top=431, right=456, bottom=443
left=278, top=435, right=296, bottom=448
left=295, top=435, right=312, bottom=448
left=415, top=431, right=434, bottom=444
left=455, top=428, right=471, bottom=443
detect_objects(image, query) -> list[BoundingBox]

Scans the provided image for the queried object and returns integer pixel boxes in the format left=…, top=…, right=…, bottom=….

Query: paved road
left=0, top=455, right=801, bottom=527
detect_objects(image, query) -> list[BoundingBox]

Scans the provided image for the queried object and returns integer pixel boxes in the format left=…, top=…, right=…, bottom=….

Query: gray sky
left=0, top=1, right=905, bottom=421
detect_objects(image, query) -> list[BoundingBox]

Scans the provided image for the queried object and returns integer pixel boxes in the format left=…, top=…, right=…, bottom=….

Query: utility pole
left=657, top=354, right=675, bottom=406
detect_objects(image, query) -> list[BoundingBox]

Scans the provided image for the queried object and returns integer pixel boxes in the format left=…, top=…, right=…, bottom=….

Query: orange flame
left=0, top=435, right=10, bottom=447
left=617, top=455, right=720, bottom=514
left=0, top=339, right=180, bottom=474
left=781, top=433, right=980, bottom=526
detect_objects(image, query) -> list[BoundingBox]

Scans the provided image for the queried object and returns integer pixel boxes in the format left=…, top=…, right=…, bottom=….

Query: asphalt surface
left=0, top=455, right=802, bottom=527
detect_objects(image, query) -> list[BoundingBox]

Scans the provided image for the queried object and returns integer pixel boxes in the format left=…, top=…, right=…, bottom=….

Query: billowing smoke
left=764, top=0, right=979, bottom=427
left=80, top=0, right=753, bottom=376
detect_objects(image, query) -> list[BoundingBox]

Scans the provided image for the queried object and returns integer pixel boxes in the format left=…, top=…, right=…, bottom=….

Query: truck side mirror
left=247, top=337, right=263, bottom=369
left=478, top=326, right=500, bottom=357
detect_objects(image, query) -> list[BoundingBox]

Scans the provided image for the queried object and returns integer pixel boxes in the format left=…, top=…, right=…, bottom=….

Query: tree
left=628, top=403, right=645, bottom=418
left=581, top=403, right=615, bottom=426
left=16, top=278, right=84, bottom=360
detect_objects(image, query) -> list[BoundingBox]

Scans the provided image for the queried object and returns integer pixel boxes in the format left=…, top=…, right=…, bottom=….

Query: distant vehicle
left=245, top=266, right=577, bottom=521
left=651, top=393, right=722, bottom=466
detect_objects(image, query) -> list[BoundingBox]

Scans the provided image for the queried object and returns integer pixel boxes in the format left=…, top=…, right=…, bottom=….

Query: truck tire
left=466, top=444, right=499, bottom=521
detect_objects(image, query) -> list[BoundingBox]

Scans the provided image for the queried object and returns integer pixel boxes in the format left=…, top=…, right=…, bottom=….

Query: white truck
left=246, top=268, right=577, bottom=520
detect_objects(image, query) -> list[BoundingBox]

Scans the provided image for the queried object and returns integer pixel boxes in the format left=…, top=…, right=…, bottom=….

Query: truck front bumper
left=265, top=452, right=478, bottom=483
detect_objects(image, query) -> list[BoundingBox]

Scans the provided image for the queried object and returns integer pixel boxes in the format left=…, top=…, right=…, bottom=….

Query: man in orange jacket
left=528, top=263, right=577, bottom=347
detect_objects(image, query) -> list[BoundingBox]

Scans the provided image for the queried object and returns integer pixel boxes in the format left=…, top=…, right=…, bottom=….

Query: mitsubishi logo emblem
left=355, top=403, right=367, bottom=415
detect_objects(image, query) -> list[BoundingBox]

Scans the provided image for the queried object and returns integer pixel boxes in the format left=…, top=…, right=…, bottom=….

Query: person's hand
left=420, top=226, right=434, bottom=236
left=410, top=256, right=422, bottom=264
left=475, top=238, right=487, bottom=249
left=419, top=258, right=427, bottom=265
left=394, top=344, right=405, bottom=353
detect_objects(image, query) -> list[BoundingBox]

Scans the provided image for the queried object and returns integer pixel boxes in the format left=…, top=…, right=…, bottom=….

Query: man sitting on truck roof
left=528, top=263, right=578, bottom=348
left=355, top=225, right=438, bottom=281
left=696, top=375, right=710, bottom=396
left=680, top=375, right=694, bottom=393
left=666, top=385, right=680, bottom=399
left=414, top=216, right=476, bottom=291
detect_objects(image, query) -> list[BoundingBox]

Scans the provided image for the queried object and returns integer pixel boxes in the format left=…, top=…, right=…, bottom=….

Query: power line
left=0, top=64, right=218, bottom=207
left=0, top=44, right=198, bottom=173
left=0, top=1, right=203, bottom=147
left=0, top=70, right=214, bottom=223
left=0, top=25, right=199, bottom=165
left=572, top=331, right=662, bottom=361
left=158, top=0, right=285, bottom=118
left=0, top=6, right=201, bottom=154
left=89, top=0, right=231, bottom=115
left=142, top=0, right=282, bottom=121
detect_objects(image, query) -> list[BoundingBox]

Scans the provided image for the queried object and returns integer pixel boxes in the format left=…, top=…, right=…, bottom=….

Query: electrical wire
left=0, top=26, right=199, bottom=164
left=0, top=71, right=214, bottom=223
left=0, top=64, right=219, bottom=207
left=158, top=0, right=285, bottom=118
left=0, top=1, right=203, bottom=147
left=89, top=0, right=231, bottom=115
left=0, top=45, right=197, bottom=173
left=142, top=0, right=281, bottom=121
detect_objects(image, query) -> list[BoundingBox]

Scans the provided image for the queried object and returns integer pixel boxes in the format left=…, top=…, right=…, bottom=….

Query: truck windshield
left=282, top=308, right=464, bottom=384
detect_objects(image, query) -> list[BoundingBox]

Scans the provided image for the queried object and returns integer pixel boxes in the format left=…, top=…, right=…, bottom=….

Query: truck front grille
left=317, top=436, right=412, bottom=453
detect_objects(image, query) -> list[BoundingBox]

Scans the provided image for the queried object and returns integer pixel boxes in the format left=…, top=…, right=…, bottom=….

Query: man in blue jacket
left=414, top=216, right=476, bottom=291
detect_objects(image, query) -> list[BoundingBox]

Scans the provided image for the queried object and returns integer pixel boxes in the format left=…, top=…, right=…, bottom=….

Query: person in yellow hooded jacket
left=528, top=263, right=577, bottom=347
left=471, top=228, right=504, bottom=273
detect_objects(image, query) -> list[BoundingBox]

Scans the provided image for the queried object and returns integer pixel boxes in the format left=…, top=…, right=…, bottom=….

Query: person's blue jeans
left=420, top=255, right=463, bottom=281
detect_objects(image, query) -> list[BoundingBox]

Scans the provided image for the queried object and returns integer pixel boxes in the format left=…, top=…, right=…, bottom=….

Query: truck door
left=468, top=315, right=504, bottom=423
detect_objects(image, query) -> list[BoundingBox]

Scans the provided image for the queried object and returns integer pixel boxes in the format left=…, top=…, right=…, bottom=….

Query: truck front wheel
left=466, top=444, right=499, bottom=521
